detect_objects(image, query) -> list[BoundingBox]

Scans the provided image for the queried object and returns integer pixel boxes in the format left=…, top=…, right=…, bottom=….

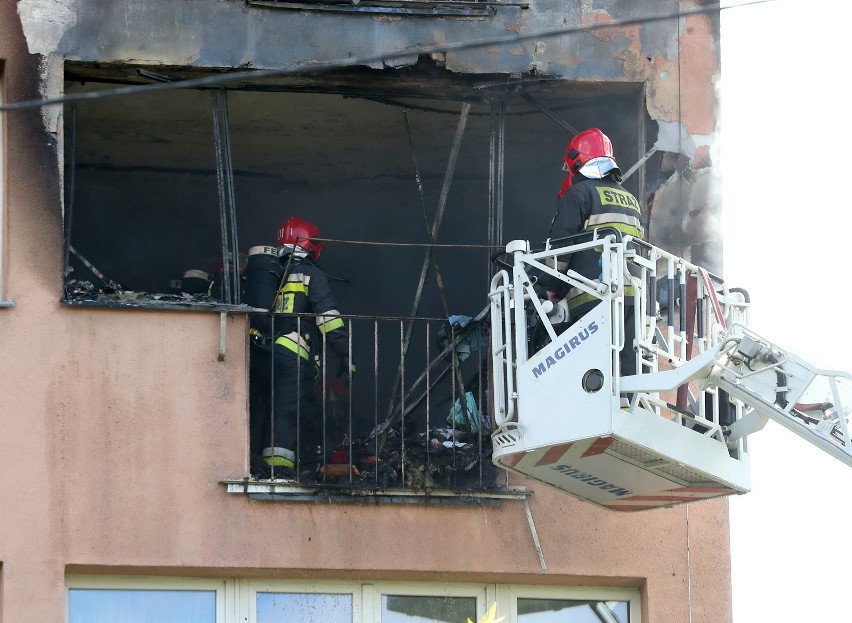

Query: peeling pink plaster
left=647, top=15, right=719, bottom=132
left=578, top=10, right=651, bottom=82
left=582, top=11, right=643, bottom=58
left=677, top=15, right=719, bottom=135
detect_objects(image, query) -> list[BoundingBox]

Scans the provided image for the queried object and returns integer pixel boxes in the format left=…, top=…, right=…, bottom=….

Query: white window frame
left=65, top=576, right=641, bottom=623
left=366, top=581, right=490, bottom=623
left=246, top=580, right=361, bottom=623
left=502, top=584, right=641, bottom=623
left=65, top=575, right=228, bottom=623
left=245, top=579, right=490, bottom=623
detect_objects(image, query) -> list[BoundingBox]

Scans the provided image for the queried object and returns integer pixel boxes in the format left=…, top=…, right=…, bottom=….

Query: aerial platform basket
left=489, top=235, right=852, bottom=511
left=490, top=299, right=750, bottom=512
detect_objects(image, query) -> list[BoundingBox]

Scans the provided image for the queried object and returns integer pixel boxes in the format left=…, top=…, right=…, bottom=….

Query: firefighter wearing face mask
left=548, top=128, right=644, bottom=383
left=247, top=216, right=350, bottom=477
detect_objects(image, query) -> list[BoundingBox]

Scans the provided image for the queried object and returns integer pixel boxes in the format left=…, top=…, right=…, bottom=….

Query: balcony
left=224, top=310, right=523, bottom=504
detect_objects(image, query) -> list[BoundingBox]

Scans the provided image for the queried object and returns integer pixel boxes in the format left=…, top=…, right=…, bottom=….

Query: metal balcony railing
left=241, top=310, right=511, bottom=499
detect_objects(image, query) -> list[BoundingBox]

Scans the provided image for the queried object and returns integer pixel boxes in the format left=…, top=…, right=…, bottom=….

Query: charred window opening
left=63, top=65, right=647, bottom=308
left=63, top=62, right=652, bottom=494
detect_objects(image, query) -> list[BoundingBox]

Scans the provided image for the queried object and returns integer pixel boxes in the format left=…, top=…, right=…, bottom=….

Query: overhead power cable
left=0, top=0, right=774, bottom=113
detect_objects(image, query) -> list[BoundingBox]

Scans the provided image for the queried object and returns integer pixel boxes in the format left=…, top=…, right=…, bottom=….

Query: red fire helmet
left=277, top=216, right=324, bottom=261
left=563, top=128, right=615, bottom=174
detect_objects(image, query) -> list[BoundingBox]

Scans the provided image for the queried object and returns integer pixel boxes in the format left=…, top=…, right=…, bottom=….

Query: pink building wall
left=0, top=2, right=732, bottom=621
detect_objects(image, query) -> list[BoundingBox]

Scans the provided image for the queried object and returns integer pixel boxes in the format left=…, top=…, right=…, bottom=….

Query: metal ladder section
left=490, top=234, right=852, bottom=468
left=711, top=325, right=852, bottom=467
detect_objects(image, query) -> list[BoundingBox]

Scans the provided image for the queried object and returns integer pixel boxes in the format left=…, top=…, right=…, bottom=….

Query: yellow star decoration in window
left=467, top=603, right=505, bottom=623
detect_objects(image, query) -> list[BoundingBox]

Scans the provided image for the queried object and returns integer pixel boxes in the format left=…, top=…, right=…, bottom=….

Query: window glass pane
left=68, top=588, right=216, bottom=623
left=517, top=598, right=629, bottom=623
left=381, top=595, right=476, bottom=623
left=257, top=592, right=352, bottom=623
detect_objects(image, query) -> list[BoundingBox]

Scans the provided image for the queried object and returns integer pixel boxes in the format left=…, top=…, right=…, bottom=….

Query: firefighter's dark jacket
left=549, top=173, right=644, bottom=310
left=250, top=255, right=349, bottom=362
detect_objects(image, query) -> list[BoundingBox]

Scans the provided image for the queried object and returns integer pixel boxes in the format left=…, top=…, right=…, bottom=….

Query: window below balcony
left=67, top=577, right=225, bottom=623
left=66, top=577, right=641, bottom=623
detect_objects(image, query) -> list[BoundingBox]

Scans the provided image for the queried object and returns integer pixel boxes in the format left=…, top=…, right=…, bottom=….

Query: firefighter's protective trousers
left=249, top=339, right=323, bottom=466
left=248, top=255, right=349, bottom=468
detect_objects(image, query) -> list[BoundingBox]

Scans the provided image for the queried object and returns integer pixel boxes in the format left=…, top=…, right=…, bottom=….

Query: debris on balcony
left=64, top=278, right=223, bottom=307
left=299, top=412, right=500, bottom=492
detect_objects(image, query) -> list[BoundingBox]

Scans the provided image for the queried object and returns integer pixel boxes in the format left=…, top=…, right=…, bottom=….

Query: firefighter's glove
left=540, top=273, right=568, bottom=300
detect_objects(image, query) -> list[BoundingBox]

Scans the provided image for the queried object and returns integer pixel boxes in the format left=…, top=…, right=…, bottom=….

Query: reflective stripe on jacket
left=263, top=256, right=349, bottom=360
left=549, top=174, right=644, bottom=309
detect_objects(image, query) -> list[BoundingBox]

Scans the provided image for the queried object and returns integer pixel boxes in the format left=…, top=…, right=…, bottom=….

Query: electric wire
left=0, top=0, right=775, bottom=113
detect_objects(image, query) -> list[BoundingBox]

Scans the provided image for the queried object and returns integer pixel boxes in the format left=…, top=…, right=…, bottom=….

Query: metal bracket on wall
left=218, top=312, right=228, bottom=362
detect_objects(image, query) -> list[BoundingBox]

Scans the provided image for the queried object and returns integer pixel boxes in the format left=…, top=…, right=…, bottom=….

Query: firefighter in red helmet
left=246, top=216, right=350, bottom=478
left=548, top=128, right=644, bottom=395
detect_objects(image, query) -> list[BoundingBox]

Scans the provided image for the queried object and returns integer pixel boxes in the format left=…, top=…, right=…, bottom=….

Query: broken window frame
left=59, top=78, right=497, bottom=313
left=61, top=81, right=247, bottom=313
left=61, top=65, right=650, bottom=316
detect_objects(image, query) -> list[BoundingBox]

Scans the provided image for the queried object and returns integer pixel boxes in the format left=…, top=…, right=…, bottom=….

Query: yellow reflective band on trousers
left=275, top=335, right=310, bottom=360
left=265, top=456, right=295, bottom=468
left=318, top=317, right=345, bottom=334
left=568, top=286, right=635, bottom=310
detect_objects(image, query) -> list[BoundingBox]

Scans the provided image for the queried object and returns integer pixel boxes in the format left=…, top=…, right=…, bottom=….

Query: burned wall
left=43, top=0, right=724, bottom=461
left=18, top=0, right=723, bottom=274
left=62, top=77, right=642, bottom=302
